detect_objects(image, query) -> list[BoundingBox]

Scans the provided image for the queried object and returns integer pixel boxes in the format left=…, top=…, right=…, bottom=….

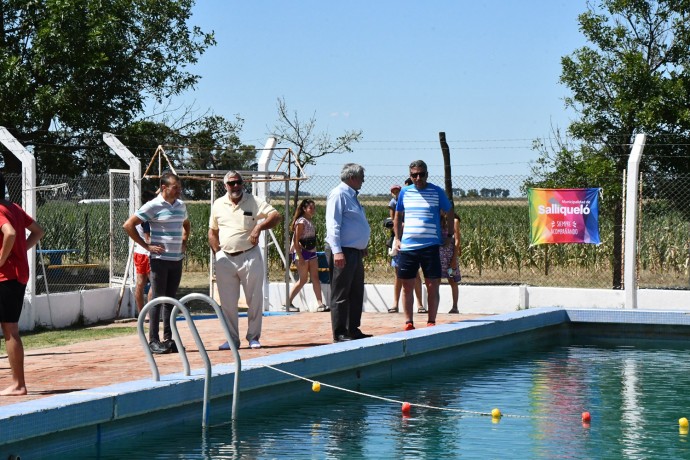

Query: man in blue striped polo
left=393, top=160, right=453, bottom=331
left=124, top=171, right=190, bottom=354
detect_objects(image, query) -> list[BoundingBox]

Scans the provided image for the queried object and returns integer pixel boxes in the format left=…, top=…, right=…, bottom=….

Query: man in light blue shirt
left=394, top=160, right=453, bottom=331
left=325, top=163, right=371, bottom=342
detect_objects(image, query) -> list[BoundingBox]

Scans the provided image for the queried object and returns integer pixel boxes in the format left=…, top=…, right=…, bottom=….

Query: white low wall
left=268, top=283, right=690, bottom=314
left=17, top=284, right=690, bottom=331
left=20, top=287, right=130, bottom=331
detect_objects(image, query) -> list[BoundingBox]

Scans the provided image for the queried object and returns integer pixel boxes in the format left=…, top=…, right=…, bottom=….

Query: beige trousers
left=214, top=246, right=264, bottom=345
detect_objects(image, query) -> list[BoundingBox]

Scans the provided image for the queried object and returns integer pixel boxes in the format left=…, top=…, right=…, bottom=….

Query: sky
left=167, top=1, right=588, bottom=180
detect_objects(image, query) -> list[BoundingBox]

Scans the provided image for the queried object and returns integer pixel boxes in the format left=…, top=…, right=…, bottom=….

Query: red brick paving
left=0, top=311, right=482, bottom=407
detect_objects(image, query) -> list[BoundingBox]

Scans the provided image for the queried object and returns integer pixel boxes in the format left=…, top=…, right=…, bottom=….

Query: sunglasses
left=410, top=172, right=427, bottom=178
left=226, top=180, right=243, bottom=187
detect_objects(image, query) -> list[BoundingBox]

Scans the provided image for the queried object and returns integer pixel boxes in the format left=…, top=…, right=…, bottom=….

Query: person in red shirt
left=0, top=174, right=44, bottom=396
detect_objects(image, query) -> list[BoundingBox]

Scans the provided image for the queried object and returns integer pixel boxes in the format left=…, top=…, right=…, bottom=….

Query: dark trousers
left=326, top=245, right=365, bottom=339
left=148, top=258, right=183, bottom=342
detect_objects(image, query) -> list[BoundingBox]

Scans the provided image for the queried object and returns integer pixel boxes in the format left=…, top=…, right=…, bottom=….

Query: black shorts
left=0, top=279, right=27, bottom=323
left=397, top=245, right=442, bottom=280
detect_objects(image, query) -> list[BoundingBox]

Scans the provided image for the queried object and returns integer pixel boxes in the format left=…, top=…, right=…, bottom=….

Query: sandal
left=387, top=306, right=399, bottom=313
left=417, top=306, right=427, bottom=313
left=317, top=304, right=330, bottom=312
left=283, top=304, right=300, bottom=312
left=448, top=308, right=459, bottom=314
left=427, top=322, right=436, bottom=327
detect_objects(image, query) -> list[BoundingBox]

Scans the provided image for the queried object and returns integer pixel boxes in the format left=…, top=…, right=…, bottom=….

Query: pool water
left=43, top=339, right=690, bottom=459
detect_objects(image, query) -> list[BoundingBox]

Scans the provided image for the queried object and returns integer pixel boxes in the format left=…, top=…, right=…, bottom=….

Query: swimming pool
left=4, top=308, right=690, bottom=458
left=39, top=338, right=690, bottom=459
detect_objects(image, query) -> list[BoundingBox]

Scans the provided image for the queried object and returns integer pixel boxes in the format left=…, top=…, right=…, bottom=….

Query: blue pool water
left=41, top=338, right=690, bottom=459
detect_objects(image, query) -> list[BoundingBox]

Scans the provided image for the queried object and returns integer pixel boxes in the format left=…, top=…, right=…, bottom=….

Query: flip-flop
left=283, top=305, right=300, bottom=312
left=387, top=307, right=399, bottom=313
left=417, top=306, right=427, bottom=313
left=317, top=304, right=330, bottom=312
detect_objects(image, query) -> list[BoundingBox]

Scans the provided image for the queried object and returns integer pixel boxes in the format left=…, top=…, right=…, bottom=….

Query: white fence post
left=102, top=133, right=142, bottom=214
left=624, top=133, right=646, bottom=309
left=256, top=137, right=279, bottom=311
left=103, top=133, right=142, bottom=313
left=0, top=127, right=37, bottom=327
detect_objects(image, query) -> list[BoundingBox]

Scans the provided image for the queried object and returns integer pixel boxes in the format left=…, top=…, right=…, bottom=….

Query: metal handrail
left=137, top=296, right=213, bottom=426
left=176, top=293, right=241, bottom=421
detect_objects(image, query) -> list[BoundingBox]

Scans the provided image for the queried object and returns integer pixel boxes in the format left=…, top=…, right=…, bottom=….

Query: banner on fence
left=528, top=188, right=601, bottom=246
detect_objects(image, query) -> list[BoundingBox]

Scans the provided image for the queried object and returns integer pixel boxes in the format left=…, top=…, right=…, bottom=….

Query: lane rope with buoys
left=262, top=364, right=549, bottom=419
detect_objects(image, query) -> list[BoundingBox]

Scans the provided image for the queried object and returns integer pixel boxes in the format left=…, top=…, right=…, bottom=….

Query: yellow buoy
left=491, top=408, right=502, bottom=418
left=312, top=381, right=321, bottom=392
left=679, top=417, right=689, bottom=428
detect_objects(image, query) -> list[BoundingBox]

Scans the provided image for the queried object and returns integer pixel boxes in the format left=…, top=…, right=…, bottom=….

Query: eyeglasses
left=410, top=172, right=427, bottom=178
left=226, top=180, right=243, bottom=187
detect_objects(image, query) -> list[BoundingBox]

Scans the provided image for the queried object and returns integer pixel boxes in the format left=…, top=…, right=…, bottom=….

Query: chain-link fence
left=264, top=174, right=621, bottom=288
left=27, top=174, right=114, bottom=294
left=638, top=173, right=690, bottom=289
left=11, top=171, right=688, bottom=295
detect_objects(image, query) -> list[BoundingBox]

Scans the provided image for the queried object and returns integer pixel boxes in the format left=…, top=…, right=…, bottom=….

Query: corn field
left=24, top=173, right=690, bottom=291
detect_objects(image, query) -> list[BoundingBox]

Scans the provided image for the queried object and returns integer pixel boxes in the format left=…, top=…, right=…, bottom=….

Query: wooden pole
left=438, top=132, right=454, bottom=205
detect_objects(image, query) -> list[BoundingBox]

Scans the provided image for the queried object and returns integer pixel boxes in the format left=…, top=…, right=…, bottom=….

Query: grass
left=0, top=324, right=138, bottom=353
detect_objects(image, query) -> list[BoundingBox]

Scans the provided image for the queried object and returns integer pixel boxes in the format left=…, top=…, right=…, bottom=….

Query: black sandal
left=387, top=306, right=399, bottom=313
left=317, top=304, right=330, bottom=312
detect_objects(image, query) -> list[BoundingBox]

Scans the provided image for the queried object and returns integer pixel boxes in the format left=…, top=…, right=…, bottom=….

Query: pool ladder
left=137, top=293, right=241, bottom=427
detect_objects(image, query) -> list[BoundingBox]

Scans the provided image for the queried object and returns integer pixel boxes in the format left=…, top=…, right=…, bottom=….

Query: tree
left=527, top=0, right=690, bottom=288
left=0, top=0, right=215, bottom=176
left=176, top=115, right=257, bottom=200
left=115, top=115, right=257, bottom=200
left=272, top=97, right=363, bottom=211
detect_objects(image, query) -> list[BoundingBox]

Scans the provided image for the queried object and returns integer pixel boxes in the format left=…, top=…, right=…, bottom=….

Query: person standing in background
left=124, top=172, right=190, bottom=354
left=325, top=163, right=371, bottom=342
left=0, top=172, right=45, bottom=396
left=393, top=160, right=453, bottom=331
left=440, top=211, right=462, bottom=314
left=286, top=198, right=329, bottom=313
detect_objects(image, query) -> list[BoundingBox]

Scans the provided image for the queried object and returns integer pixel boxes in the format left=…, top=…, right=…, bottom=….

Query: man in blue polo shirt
left=393, top=160, right=453, bottom=331
left=124, top=171, right=190, bottom=354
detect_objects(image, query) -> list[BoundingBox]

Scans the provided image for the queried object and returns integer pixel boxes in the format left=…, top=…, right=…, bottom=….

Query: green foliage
left=1, top=0, right=215, bottom=175
left=528, top=1, right=690, bottom=287
left=537, top=0, right=690, bottom=185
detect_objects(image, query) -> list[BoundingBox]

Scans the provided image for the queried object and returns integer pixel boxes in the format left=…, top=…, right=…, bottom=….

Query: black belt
left=225, top=247, right=254, bottom=257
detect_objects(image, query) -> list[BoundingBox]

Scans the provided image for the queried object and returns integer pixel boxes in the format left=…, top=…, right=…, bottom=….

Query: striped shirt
left=396, top=182, right=451, bottom=251
left=135, top=195, right=188, bottom=261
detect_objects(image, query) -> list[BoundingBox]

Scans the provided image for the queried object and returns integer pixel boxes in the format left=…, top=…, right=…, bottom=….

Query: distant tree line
left=453, top=188, right=510, bottom=198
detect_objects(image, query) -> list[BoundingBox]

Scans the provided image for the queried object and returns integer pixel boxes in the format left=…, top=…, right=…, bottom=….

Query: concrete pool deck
left=5, top=306, right=690, bottom=457
left=0, top=309, right=480, bottom=408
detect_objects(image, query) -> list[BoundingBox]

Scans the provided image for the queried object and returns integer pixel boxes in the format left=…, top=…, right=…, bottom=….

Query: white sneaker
left=219, top=340, right=240, bottom=350
left=249, top=340, right=261, bottom=349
